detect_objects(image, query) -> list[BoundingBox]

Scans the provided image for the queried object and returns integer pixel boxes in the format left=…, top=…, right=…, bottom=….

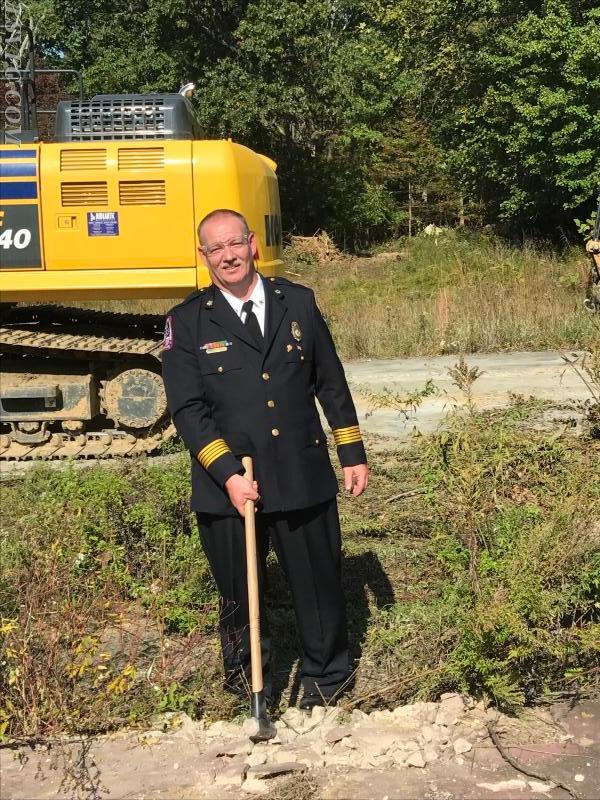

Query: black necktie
left=242, top=299, right=263, bottom=346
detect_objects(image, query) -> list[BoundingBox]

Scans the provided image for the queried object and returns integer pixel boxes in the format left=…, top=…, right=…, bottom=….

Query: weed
left=287, top=232, right=600, bottom=358
left=0, top=457, right=226, bottom=738
left=355, top=406, right=600, bottom=711
left=360, top=379, right=437, bottom=418
left=560, top=348, right=600, bottom=438
left=1, top=403, right=598, bottom=737
left=447, top=355, right=485, bottom=410
left=265, top=770, right=319, bottom=800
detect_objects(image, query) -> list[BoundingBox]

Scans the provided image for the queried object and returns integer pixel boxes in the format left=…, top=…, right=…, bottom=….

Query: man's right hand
left=225, top=473, right=259, bottom=517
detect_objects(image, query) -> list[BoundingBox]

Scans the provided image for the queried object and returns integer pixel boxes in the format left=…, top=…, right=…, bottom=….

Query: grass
left=1, top=389, right=598, bottom=740
left=77, top=230, right=600, bottom=359
left=289, top=231, right=600, bottom=359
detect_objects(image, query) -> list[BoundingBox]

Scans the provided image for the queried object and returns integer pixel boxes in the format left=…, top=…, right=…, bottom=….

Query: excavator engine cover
left=55, top=94, right=200, bottom=142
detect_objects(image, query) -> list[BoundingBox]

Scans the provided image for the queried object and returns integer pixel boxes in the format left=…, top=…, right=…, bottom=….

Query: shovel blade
left=248, top=691, right=276, bottom=742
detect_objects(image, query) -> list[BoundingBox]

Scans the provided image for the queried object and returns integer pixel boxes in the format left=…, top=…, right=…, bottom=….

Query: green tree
left=25, top=0, right=599, bottom=240
left=377, top=0, right=600, bottom=231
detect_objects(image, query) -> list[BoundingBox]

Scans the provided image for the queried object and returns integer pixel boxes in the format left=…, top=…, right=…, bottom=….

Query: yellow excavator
left=0, top=30, right=283, bottom=461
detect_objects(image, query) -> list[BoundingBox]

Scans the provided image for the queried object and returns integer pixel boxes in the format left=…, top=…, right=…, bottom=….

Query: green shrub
left=359, top=405, right=600, bottom=710
left=0, top=457, right=223, bottom=738
left=1, top=398, right=598, bottom=738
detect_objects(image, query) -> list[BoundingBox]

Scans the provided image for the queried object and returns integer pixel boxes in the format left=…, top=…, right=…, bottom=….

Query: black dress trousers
left=197, top=498, right=350, bottom=697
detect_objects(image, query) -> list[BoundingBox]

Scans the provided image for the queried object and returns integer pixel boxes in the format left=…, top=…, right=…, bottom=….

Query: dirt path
left=2, top=697, right=598, bottom=799
left=0, top=349, right=593, bottom=477
left=345, top=350, right=592, bottom=439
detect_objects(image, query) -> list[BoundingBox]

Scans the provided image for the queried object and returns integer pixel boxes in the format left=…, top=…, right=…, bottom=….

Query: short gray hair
left=197, top=209, right=250, bottom=243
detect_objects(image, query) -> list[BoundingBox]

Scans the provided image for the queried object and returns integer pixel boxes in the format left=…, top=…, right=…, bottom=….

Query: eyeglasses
left=201, top=235, right=251, bottom=260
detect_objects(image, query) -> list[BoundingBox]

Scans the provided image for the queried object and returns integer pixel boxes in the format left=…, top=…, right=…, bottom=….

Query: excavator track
left=0, top=324, right=162, bottom=358
left=0, top=305, right=176, bottom=462
left=0, top=423, right=176, bottom=462
left=1, top=304, right=164, bottom=357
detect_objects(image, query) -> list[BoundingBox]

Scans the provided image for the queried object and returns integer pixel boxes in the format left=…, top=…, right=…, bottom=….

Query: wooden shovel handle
left=242, top=456, right=263, bottom=693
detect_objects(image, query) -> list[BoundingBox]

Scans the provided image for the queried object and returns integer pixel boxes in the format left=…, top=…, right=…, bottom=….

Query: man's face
left=199, top=214, right=257, bottom=294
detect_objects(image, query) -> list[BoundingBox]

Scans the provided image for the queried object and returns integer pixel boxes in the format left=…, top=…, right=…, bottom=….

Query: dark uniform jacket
left=161, top=275, right=366, bottom=515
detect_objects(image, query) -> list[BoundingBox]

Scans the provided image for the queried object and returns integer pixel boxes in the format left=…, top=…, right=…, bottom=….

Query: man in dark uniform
left=161, top=209, right=368, bottom=710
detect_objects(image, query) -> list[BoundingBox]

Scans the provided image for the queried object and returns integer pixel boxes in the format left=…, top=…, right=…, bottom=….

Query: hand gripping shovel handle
left=242, top=456, right=276, bottom=741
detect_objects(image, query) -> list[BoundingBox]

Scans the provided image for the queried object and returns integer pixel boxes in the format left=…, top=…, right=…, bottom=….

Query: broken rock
left=207, top=720, right=242, bottom=738
left=435, top=694, right=465, bottom=727
left=405, top=749, right=426, bottom=768
left=272, top=748, right=300, bottom=765
left=351, top=708, right=370, bottom=725
left=215, top=762, right=248, bottom=787
left=224, top=737, right=255, bottom=757
left=245, top=750, right=267, bottom=767
left=423, top=744, right=439, bottom=763
left=393, top=702, right=437, bottom=727
left=248, top=762, right=306, bottom=780
left=280, top=708, right=306, bottom=730
left=453, top=737, right=472, bottom=755
left=324, top=725, right=353, bottom=744
left=352, top=729, right=400, bottom=758
left=241, top=777, right=269, bottom=795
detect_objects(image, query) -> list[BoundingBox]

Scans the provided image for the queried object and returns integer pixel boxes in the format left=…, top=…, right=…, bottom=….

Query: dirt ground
left=2, top=698, right=598, bottom=800
left=345, top=350, right=592, bottom=440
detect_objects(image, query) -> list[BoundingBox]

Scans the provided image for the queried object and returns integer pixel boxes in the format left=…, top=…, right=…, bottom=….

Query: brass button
left=300, top=356, right=305, bottom=361
left=315, top=439, right=320, bottom=445
left=271, top=428, right=279, bottom=437
left=217, top=366, right=224, bottom=373
left=267, top=400, right=275, bottom=408
left=262, top=372, right=270, bottom=380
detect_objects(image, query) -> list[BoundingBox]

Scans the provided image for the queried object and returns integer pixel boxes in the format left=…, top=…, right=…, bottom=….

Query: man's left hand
left=343, top=464, right=368, bottom=497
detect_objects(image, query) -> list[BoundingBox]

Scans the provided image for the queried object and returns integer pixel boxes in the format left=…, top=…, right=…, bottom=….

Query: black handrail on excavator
left=1, top=24, right=84, bottom=143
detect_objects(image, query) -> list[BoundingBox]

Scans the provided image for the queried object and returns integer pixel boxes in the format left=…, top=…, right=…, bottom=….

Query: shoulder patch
left=163, top=315, right=174, bottom=351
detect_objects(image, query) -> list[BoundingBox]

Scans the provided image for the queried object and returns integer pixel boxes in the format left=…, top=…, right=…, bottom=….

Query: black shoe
left=299, top=691, right=336, bottom=711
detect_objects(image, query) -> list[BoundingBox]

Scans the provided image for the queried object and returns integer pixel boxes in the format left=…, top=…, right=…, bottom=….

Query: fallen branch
left=487, top=719, right=580, bottom=800
left=341, top=667, right=441, bottom=710
left=385, top=488, right=426, bottom=504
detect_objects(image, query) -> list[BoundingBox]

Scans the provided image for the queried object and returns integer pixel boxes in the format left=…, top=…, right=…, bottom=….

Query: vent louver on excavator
left=54, top=94, right=200, bottom=142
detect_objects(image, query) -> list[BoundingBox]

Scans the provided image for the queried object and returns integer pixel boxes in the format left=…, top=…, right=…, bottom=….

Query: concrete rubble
left=146, top=692, right=495, bottom=792
left=3, top=696, right=598, bottom=798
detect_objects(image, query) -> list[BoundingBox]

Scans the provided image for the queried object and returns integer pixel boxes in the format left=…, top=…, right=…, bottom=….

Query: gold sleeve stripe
left=332, top=425, right=362, bottom=446
left=197, top=439, right=231, bottom=469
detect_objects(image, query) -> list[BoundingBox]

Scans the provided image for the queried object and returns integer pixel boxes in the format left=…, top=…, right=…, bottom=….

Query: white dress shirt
left=219, top=275, right=266, bottom=335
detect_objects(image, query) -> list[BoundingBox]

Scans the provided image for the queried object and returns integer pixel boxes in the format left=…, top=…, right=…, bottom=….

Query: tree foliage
left=27, top=0, right=600, bottom=242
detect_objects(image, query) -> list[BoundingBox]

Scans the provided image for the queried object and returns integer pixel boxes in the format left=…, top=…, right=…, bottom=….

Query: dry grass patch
left=68, top=231, right=598, bottom=359
left=288, top=232, right=600, bottom=358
